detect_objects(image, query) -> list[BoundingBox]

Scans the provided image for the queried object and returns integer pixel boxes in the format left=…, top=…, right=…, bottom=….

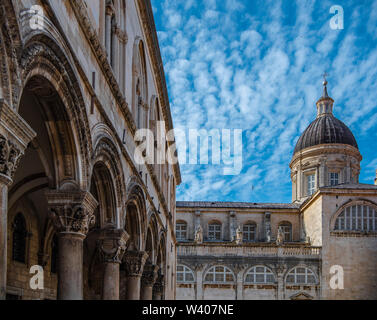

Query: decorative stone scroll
left=46, top=190, right=98, bottom=235
left=123, top=251, right=149, bottom=278
left=98, top=227, right=129, bottom=263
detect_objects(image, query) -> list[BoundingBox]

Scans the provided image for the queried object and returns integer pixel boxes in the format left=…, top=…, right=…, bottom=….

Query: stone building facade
left=176, top=82, right=377, bottom=300
left=0, top=0, right=180, bottom=300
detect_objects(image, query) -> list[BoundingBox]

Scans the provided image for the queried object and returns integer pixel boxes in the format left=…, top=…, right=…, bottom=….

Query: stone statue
left=194, top=225, right=203, bottom=244
left=276, top=226, right=284, bottom=246
left=235, top=225, right=242, bottom=245
left=266, top=229, right=271, bottom=242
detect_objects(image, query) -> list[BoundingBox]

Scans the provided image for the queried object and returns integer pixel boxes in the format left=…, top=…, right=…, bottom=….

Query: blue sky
left=151, top=0, right=377, bottom=203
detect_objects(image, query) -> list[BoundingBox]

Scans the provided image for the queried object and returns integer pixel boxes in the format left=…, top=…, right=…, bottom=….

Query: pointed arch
left=124, top=178, right=147, bottom=251
left=132, top=37, right=148, bottom=129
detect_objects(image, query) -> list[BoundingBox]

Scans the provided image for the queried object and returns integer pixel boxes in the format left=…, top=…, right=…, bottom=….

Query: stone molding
left=141, top=263, right=159, bottom=287
left=290, top=144, right=362, bottom=169
left=123, top=250, right=149, bottom=277
left=98, top=227, right=129, bottom=263
left=46, top=190, right=98, bottom=235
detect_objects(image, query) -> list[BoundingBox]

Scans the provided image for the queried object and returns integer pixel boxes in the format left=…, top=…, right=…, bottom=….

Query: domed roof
left=294, top=114, right=358, bottom=154
left=293, top=80, right=358, bottom=154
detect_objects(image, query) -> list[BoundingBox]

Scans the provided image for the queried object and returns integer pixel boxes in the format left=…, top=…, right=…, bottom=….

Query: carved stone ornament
left=123, top=251, right=149, bottom=277
left=194, top=225, right=203, bottom=244
left=141, top=263, right=159, bottom=287
left=0, top=134, right=22, bottom=179
left=46, top=190, right=98, bottom=235
left=276, top=226, right=284, bottom=246
left=98, top=228, right=129, bottom=263
left=0, top=100, right=36, bottom=182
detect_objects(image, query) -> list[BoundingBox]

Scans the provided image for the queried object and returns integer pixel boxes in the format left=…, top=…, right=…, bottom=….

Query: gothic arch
left=132, top=37, right=148, bottom=129
left=124, top=178, right=147, bottom=251
left=18, top=33, right=92, bottom=189
left=91, top=128, right=126, bottom=227
left=144, top=211, right=159, bottom=264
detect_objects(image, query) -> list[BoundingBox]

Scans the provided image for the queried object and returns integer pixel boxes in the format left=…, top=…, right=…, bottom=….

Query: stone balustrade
left=177, top=243, right=321, bottom=258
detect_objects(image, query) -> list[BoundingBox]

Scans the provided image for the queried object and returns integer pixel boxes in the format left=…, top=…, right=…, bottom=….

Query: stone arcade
left=175, top=81, right=377, bottom=300
left=0, top=0, right=180, bottom=300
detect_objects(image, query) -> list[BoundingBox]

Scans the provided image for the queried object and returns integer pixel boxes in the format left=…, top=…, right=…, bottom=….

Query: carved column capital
left=153, top=273, right=165, bottom=294
left=46, top=190, right=98, bottom=236
left=141, top=264, right=159, bottom=287
left=98, top=227, right=129, bottom=263
left=123, top=251, right=148, bottom=278
left=0, top=100, right=36, bottom=182
left=0, top=135, right=22, bottom=181
left=105, top=1, right=115, bottom=16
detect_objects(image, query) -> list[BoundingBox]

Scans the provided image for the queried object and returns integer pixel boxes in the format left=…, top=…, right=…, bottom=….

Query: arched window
left=204, top=266, right=234, bottom=283
left=105, top=2, right=116, bottom=66
left=176, top=265, right=194, bottom=282
left=51, top=234, right=58, bottom=274
left=243, top=223, right=256, bottom=242
left=208, top=222, right=221, bottom=241
left=12, top=213, right=27, bottom=263
left=279, top=222, right=292, bottom=242
left=245, top=266, right=275, bottom=284
left=334, top=204, right=377, bottom=232
left=176, top=221, right=187, bottom=241
left=133, top=40, right=148, bottom=129
left=286, top=267, right=317, bottom=285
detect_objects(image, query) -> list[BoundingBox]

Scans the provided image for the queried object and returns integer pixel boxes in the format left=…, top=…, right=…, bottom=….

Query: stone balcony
left=177, top=242, right=321, bottom=259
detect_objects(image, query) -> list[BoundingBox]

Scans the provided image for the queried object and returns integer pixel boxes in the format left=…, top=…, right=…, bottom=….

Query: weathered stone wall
left=320, top=193, right=377, bottom=299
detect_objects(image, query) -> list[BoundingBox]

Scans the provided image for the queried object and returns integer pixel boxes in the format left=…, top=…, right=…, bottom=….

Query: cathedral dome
left=293, top=114, right=358, bottom=154
left=293, top=80, right=358, bottom=154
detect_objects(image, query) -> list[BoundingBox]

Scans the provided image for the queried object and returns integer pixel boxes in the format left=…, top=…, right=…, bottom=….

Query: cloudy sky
left=151, top=0, right=377, bottom=203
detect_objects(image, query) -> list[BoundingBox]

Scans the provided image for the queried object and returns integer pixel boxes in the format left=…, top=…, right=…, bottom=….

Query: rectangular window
left=208, top=224, right=221, bottom=240
left=329, top=172, right=339, bottom=186
left=243, top=224, right=256, bottom=242
left=307, top=174, right=316, bottom=196
left=280, top=224, right=292, bottom=242
left=176, top=223, right=187, bottom=241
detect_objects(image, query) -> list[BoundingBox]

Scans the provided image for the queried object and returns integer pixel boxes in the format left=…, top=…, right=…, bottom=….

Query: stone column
left=140, top=263, right=159, bottom=300
left=0, top=175, right=11, bottom=300
left=0, top=100, right=36, bottom=300
left=153, top=273, right=165, bottom=300
left=46, top=190, right=98, bottom=300
left=123, top=251, right=148, bottom=300
left=98, top=227, right=129, bottom=300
